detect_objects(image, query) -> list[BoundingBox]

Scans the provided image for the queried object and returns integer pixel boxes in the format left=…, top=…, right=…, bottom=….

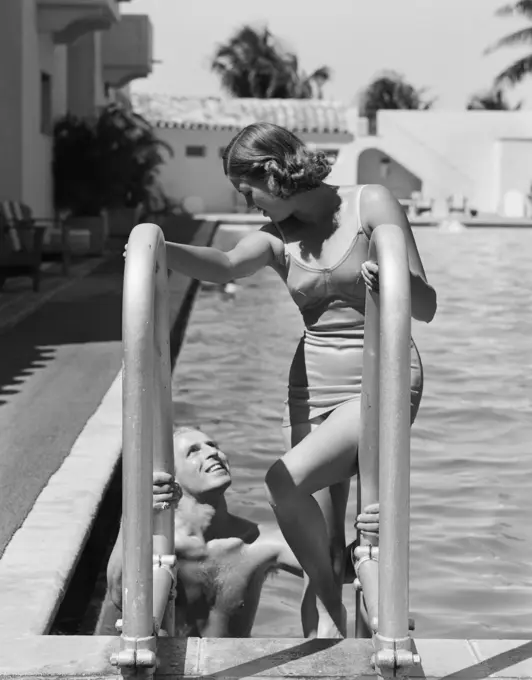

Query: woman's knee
left=265, top=458, right=301, bottom=506
left=329, top=540, right=347, bottom=583
left=106, top=538, right=123, bottom=608
left=107, top=569, right=122, bottom=610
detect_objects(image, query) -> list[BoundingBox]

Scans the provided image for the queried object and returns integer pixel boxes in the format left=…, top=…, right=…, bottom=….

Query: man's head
left=173, top=426, right=232, bottom=499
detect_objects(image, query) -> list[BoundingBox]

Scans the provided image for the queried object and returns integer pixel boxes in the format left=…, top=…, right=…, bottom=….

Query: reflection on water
left=172, top=225, right=532, bottom=639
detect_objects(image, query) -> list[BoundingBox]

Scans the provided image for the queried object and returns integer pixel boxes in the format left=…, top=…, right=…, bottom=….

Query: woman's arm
left=361, top=184, right=437, bottom=323
left=165, top=229, right=276, bottom=284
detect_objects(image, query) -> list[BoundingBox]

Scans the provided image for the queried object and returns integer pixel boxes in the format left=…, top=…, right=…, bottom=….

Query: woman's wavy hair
left=222, top=122, right=331, bottom=199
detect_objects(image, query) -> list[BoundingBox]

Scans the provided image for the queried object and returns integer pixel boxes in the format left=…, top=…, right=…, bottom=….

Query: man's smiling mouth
left=205, top=462, right=227, bottom=473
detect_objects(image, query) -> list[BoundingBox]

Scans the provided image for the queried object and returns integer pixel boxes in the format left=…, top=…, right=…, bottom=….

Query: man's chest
left=175, top=538, right=273, bottom=608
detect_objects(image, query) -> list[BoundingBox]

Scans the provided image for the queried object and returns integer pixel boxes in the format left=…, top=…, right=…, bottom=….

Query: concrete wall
left=155, top=127, right=355, bottom=213
left=0, top=0, right=53, bottom=216
left=0, top=0, right=25, bottom=203
left=155, top=128, right=233, bottom=213
left=53, top=45, right=68, bottom=119
left=102, top=14, right=152, bottom=87
left=67, top=31, right=106, bottom=118
left=25, top=21, right=55, bottom=217
left=359, top=111, right=532, bottom=213
left=357, top=147, right=421, bottom=200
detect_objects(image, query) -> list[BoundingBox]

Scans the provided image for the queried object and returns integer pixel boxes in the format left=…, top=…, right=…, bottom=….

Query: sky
left=126, top=0, right=532, bottom=110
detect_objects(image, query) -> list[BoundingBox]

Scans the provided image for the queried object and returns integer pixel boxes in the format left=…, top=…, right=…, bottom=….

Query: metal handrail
left=111, top=223, right=176, bottom=678
left=355, top=223, right=420, bottom=678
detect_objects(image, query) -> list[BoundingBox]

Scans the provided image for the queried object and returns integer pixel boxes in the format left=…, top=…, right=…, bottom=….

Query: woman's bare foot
left=316, top=604, right=347, bottom=639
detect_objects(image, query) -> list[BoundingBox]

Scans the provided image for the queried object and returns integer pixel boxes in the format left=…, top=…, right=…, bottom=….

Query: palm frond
left=466, top=85, right=521, bottom=109
left=484, top=26, right=532, bottom=54
left=210, top=23, right=332, bottom=98
left=309, top=66, right=332, bottom=83
left=493, top=52, right=532, bottom=84
left=496, top=0, right=532, bottom=18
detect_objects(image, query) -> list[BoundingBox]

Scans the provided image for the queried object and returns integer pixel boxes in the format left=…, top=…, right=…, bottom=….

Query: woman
left=157, top=123, right=437, bottom=638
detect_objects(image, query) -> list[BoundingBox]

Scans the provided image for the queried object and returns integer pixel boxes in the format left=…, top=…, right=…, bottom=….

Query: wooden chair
left=0, top=202, right=46, bottom=292
left=3, top=201, right=71, bottom=277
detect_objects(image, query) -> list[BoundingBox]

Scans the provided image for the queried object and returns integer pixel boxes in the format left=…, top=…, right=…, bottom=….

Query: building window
left=186, top=145, right=206, bottom=158
left=40, top=72, right=52, bottom=136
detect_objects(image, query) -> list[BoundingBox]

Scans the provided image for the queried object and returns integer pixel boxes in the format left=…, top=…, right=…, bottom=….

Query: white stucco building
left=356, top=110, right=532, bottom=216
left=132, top=92, right=532, bottom=218
left=131, top=94, right=359, bottom=213
left=0, top=0, right=153, bottom=219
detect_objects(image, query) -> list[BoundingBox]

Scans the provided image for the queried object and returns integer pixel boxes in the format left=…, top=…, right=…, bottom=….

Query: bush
left=53, top=103, right=173, bottom=217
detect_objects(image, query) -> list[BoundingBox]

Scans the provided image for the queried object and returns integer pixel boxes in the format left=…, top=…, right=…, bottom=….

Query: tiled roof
left=131, top=93, right=352, bottom=135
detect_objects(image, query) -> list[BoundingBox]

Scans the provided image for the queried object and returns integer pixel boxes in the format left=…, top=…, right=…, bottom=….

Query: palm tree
left=485, top=0, right=532, bottom=86
left=211, top=25, right=331, bottom=99
left=466, top=86, right=522, bottom=109
left=358, top=70, right=435, bottom=134
left=306, top=66, right=332, bottom=100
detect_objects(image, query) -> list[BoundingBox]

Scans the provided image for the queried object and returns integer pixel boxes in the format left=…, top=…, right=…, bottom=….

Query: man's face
left=174, top=429, right=231, bottom=498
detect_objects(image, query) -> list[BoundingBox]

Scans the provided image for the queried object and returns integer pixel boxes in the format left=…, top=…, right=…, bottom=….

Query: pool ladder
left=115, top=222, right=420, bottom=679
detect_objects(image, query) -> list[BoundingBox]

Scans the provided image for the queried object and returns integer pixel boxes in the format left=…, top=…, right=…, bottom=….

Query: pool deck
left=1, top=217, right=531, bottom=678
left=196, top=211, right=532, bottom=229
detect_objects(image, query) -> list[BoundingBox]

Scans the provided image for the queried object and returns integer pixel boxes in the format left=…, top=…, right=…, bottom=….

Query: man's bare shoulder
left=174, top=532, right=209, bottom=561
left=211, top=522, right=283, bottom=568
left=225, top=513, right=260, bottom=543
left=247, top=526, right=285, bottom=557
left=255, top=524, right=282, bottom=541
left=253, top=526, right=302, bottom=577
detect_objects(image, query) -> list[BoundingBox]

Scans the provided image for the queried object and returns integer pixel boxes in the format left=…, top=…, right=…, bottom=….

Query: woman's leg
left=267, top=400, right=360, bottom=637
left=282, top=417, right=352, bottom=638
left=302, top=483, right=350, bottom=637
left=282, top=420, right=351, bottom=637
left=281, top=421, right=318, bottom=636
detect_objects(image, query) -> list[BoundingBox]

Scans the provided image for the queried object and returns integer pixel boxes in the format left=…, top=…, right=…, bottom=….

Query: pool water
left=171, top=224, right=532, bottom=639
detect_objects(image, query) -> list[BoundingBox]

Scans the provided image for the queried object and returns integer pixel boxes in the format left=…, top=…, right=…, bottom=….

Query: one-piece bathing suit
left=263, top=185, right=424, bottom=428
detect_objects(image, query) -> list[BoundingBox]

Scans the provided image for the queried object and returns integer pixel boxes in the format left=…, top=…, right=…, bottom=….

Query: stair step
left=1, top=635, right=530, bottom=679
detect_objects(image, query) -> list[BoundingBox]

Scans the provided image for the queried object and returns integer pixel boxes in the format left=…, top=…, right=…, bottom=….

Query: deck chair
left=0, top=202, right=46, bottom=291
left=4, top=201, right=71, bottom=276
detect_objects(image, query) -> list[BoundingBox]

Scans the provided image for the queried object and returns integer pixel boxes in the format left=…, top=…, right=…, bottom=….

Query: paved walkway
left=0, top=256, right=109, bottom=335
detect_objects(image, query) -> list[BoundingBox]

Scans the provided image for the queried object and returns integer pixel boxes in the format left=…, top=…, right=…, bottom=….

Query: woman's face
left=230, top=176, right=295, bottom=223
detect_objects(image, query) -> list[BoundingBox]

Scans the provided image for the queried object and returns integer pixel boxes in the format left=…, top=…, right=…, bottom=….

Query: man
left=96, top=426, right=377, bottom=638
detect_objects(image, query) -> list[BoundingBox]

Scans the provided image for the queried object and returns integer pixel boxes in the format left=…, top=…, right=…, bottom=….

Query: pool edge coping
left=2, top=636, right=532, bottom=678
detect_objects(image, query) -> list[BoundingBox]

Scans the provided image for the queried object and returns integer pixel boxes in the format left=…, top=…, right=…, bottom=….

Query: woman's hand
left=123, top=243, right=128, bottom=261
left=361, top=260, right=379, bottom=293
left=355, top=503, right=379, bottom=536
left=153, top=471, right=182, bottom=511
